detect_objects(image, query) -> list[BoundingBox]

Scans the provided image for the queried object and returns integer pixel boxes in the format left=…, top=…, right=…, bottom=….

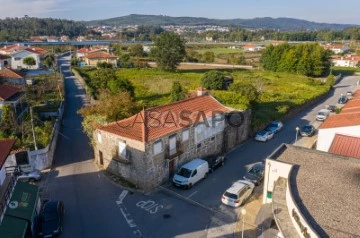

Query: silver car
left=18, top=170, right=41, bottom=182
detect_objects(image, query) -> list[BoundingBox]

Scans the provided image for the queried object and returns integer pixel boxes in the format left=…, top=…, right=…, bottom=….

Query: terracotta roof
left=0, top=44, right=26, bottom=53
left=0, top=84, right=21, bottom=101
left=319, top=112, right=360, bottom=129
left=25, top=47, right=47, bottom=55
left=99, top=95, right=231, bottom=142
left=341, top=98, right=360, bottom=113
left=85, top=51, right=117, bottom=59
left=0, top=67, right=25, bottom=79
left=243, top=45, right=256, bottom=48
left=353, top=90, right=360, bottom=98
left=329, top=134, right=360, bottom=159
left=0, top=139, right=15, bottom=169
left=77, top=48, right=91, bottom=53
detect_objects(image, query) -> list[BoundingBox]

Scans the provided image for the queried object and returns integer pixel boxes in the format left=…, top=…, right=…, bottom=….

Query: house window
left=118, top=140, right=126, bottom=158
left=14, top=57, right=21, bottom=61
left=182, top=129, right=189, bottom=142
left=153, top=140, right=163, bottom=155
left=169, top=135, right=177, bottom=155
left=197, top=143, right=201, bottom=148
left=97, top=132, right=102, bottom=143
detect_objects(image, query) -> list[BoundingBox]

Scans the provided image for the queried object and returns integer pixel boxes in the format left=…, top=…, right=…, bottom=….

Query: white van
left=172, top=159, right=209, bottom=189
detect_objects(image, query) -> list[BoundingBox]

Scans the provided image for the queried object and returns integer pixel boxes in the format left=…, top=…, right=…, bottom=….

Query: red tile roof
left=353, top=90, right=360, bottom=98
left=0, top=139, right=15, bottom=169
left=77, top=48, right=91, bottom=53
left=99, top=95, right=231, bottom=142
left=0, top=84, right=21, bottom=101
left=319, top=112, right=360, bottom=129
left=0, top=44, right=26, bottom=53
left=341, top=98, right=360, bottom=113
left=0, top=54, right=11, bottom=60
left=0, top=68, right=25, bottom=79
left=329, top=134, right=360, bottom=159
left=85, top=51, right=117, bottom=59
left=25, top=47, right=47, bottom=55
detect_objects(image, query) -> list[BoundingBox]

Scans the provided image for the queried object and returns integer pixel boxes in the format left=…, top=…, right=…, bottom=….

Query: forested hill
left=86, top=14, right=357, bottom=31
left=0, top=17, right=87, bottom=41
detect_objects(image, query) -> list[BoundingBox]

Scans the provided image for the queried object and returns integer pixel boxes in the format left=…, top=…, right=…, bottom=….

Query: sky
left=0, top=0, right=359, bottom=24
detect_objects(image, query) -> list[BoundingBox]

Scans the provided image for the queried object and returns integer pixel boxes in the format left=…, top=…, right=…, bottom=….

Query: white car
left=255, top=130, right=274, bottom=142
left=221, top=180, right=255, bottom=207
left=18, top=170, right=41, bottom=182
left=316, top=109, right=330, bottom=121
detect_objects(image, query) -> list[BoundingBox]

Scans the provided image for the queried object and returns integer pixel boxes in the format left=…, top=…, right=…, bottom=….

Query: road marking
left=116, top=190, right=129, bottom=205
left=187, top=191, right=197, bottom=199
left=136, top=199, right=164, bottom=214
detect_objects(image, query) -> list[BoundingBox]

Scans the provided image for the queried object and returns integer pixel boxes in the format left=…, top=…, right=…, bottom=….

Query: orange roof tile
left=329, top=134, right=360, bottom=159
left=353, top=90, right=360, bottom=98
left=0, top=68, right=25, bottom=80
left=0, top=84, right=21, bottom=101
left=85, top=51, right=117, bottom=59
left=99, top=95, right=231, bottom=142
left=319, top=112, right=360, bottom=129
left=77, top=48, right=91, bottom=53
left=341, top=98, right=360, bottom=113
left=25, top=47, right=47, bottom=55
left=0, top=139, right=15, bottom=169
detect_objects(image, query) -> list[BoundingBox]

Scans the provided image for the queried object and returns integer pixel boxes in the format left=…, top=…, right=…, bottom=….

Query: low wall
left=71, top=68, right=96, bottom=105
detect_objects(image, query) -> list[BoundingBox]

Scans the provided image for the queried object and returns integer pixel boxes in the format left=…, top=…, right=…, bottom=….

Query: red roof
left=353, top=90, right=360, bottom=98
left=25, top=47, right=47, bottom=55
left=319, top=112, right=360, bottom=129
left=0, top=68, right=25, bottom=79
left=329, top=134, right=360, bottom=159
left=85, top=51, right=117, bottom=59
left=99, top=95, right=231, bottom=142
left=341, top=98, right=360, bottom=113
left=0, top=54, right=11, bottom=60
left=77, top=48, right=91, bottom=53
left=0, top=84, right=21, bottom=101
left=0, top=139, right=15, bottom=169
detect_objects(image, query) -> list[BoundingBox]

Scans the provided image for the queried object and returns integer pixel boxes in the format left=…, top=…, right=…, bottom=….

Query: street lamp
left=241, top=207, right=247, bottom=238
left=295, top=127, right=300, bottom=144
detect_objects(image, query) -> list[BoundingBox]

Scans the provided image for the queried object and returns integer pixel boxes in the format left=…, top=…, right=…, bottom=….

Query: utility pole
left=30, top=107, right=38, bottom=150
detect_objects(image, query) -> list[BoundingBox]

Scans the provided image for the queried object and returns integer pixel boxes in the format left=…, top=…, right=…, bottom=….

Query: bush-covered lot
left=75, top=67, right=332, bottom=128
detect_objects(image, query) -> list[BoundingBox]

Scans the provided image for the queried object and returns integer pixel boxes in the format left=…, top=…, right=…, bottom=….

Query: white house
left=262, top=144, right=360, bottom=237
left=11, top=50, right=41, bottom=70
left=323, top=45, right=350, bottom=54
left=243, top=45, right=263, bottom=52
left=332, top=55, right=360, bottom=67
left=317, top=95, right=360, bottom=152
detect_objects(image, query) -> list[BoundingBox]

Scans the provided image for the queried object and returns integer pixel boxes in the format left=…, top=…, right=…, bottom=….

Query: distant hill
left=86, top=14, right=357, bottom=31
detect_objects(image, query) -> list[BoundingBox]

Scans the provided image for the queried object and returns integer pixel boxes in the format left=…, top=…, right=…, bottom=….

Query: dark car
left=202, top=154, right=226, bottom=173
left=38, top=200, right=65, bottom=237
left=243, top=163, right=265, bottom=186
left=300, top=125, right=316, bottom=137
left=338, top=95, right=348, bottom=104
left=326, top=105, right=336, bottom=112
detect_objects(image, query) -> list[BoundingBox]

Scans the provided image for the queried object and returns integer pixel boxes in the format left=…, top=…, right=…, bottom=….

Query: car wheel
left=209, top=168, right=214, bottom=173
left=204, top=173, right=208, bottom=178
left=221, top=161, right=225, bottom=166
left=187, top=183, right=192, bottom=189
left=29, top=178, right=35, bottom=183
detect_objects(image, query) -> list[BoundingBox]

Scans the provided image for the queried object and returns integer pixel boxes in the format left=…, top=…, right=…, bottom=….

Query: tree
left=152, top=32, right=186, bottom=71
left=229, top=82, right=259, bottom=102
left=201, top=70, right=224, bottom=90
left=201, top=51, right=215, bottom=63
left=170, top=81, right=186, bottom=102
left=23, top=56, right=36, bottom=68
left=43, top=54, right=55, bottom=68
left=107, top=77, right=135, bottom=97
left=96, top=61, right=113, bottom=68
left=0, top=105, right=17, bottom=137
left=129, top=44, right=144, bottom=57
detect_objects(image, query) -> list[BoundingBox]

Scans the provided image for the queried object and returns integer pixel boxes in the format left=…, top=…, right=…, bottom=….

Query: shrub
left=201, top=70, right=224, bottom=90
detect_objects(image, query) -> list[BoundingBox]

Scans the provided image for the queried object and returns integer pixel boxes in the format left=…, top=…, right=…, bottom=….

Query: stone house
left=93, top=92, right=251, bottom=191
left=84, top=51, right=118, bottom=67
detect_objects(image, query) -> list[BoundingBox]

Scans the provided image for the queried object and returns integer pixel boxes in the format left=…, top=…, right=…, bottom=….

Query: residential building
left=0, top=84, right=26, bottom=114
left=243, top=45, right=263, bottom=52
left=317, top=91, right=360, bottom=152
left=323, top=44, right=350, bottom=54
left=93, top=93, right=251, bottom=191
left=262, top=144, right=360, bottom=237
left=25, top=47, right=48, bottom=59
left=0, top=44, right=27, bottom=55
left=328, top=134, right=360, bottom=159
left=46, top=36, right=59, bottom=42
left=11, top=50, right=41, bottom=70
left=75, top=48, right=103, bottom=60
left=84, top=51, right=118, bottom=67
left=0, top=55, right=11, bottom=68
left=0, top=66, right=26, bottom=85
left=332, top=55, right=360, bottom=67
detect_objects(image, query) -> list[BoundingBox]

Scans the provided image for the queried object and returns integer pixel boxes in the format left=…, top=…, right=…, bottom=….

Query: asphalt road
left=45, top=55, right=360, bottom=238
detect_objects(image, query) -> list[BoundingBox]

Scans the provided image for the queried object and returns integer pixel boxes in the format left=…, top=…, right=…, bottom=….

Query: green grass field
left=76, top=67, right=331, bottom=127
left=195, top=47, right=244, bottom=56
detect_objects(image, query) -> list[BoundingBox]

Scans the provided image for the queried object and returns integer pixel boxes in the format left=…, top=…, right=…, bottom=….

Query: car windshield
left=302, top=126, right=312, bottom=132
left=223, top=192, right=237, bottom=200
left=318, top=112, right=325, bottom=116
left=257, top=131, right=266, bottom=136
left=176, top=168, right=192, bottom=178
left=269, top=123, right=278, bottom=127
left=42, top=211, right=58, bottom=222
left=248, top=167, right=262, bottom=175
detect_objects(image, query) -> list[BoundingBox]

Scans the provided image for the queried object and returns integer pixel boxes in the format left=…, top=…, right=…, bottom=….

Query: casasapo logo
left=115, top=110, right=245, bottom=129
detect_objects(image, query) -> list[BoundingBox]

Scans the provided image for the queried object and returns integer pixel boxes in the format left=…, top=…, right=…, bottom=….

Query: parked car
left=221, top=180, right=255, bottom=207
left=202, top=154, right=226, bottom=173
left=338, top=95, right=348, bottom=104
left=38, top=200, right=65, bottom=237
left=265, top=121, right=283, bottom=133
left=346, top=91, right=352, bottom=96
left=255, top=130, right=274, bottom=142
left=326, top=105, right=336, bottom=112
left=172, top=159, right=209, bottom=189
left=17, top=170, right=41, bottom=182
left=316, top=109, right=330, bottom=121
left=243, top=163, right=265, bottom=186
left=300, top=125, right=316, bottom=137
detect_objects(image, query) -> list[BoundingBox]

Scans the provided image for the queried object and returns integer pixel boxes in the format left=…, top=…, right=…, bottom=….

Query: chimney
left=197, top=87, right=207, bottom=96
